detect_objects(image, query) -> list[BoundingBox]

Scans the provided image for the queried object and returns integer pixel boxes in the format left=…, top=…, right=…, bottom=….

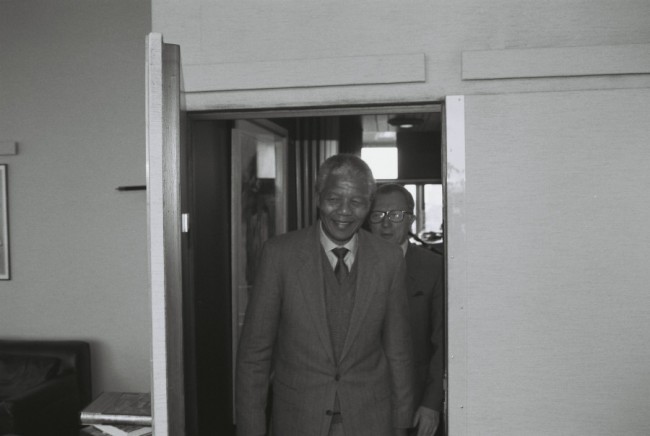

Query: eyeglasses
left=368, top=210, right=412, bottom=224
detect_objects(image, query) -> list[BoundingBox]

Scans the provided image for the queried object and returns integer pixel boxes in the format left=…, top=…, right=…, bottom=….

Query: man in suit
left=236, top=154, right=415, bottom=436
left=369, top=184, right=445, bottom=436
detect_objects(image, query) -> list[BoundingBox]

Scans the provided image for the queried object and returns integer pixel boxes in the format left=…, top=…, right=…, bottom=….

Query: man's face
left=317, top=172, right=371, bottom=245
left=369, top=191, right=414, bottom=246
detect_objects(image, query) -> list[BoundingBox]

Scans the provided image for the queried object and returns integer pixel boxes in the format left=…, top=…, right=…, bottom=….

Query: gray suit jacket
left=405, top=243, right=445, bottom=412
left=236, top=225, right=415, bottom=436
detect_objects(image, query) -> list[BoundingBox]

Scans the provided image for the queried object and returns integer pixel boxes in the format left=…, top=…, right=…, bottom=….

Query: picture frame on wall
left=0, top=164, right=9, bottom=280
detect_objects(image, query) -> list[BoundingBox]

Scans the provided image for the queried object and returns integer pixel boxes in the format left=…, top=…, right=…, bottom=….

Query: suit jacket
left=405, top=243, right=445, bottom=412
left=236, top=225, right=415, bottom=436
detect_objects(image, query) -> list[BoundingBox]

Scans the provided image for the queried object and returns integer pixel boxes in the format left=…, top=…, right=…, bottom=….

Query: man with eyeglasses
left=369, top=184, right=445, bottom=436
left=236, top=155, right=415, bottom=436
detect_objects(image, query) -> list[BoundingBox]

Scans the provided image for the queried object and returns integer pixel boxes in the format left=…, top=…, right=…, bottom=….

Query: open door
left=146, top=33, right=186, bottom=436
left=230, top=119, right=288, bottom=422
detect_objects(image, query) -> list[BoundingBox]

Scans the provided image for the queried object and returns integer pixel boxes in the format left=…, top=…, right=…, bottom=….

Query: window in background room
left=363, top=146, right=443, bottom=246
left=409, top=183, right=443, bottom=243
left=361, top=146, right=398, bottom=179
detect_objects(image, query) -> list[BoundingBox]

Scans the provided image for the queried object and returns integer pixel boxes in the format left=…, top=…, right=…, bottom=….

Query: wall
left=0, top=0, right=152, bottom=395
left=447, top=89, right=650, bottom=435
left=151, top=1, right=650, bottom=435
left=153, top=0, right=650, bottom=110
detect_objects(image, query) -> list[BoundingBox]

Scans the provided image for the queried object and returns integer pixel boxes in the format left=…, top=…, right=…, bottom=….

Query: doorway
left=182, top=103, right=445, bottom=436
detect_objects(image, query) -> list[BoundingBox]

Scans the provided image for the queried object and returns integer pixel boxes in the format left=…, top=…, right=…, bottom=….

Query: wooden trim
left=189, top=103, right=442, bottom=121
left=183, top=53, right=425, bottom=92
left=462, top=43, right=650, bottom=80
left=230, top=128, right=243, bottom=424
left=146, top=32, right=186, bottom=436
left=444, top=95, right=467, bottom=436
left=146, top=32, right=168, bottom=436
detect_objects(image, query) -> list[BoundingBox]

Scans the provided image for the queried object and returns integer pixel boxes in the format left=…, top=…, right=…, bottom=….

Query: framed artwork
left=0, top=164, right=9, bottom=280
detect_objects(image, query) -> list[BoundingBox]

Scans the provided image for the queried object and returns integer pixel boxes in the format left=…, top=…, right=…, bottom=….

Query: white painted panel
left=153, top=0, right=650, bottom=109
left=146, top=33, right=169, bottom=436
left=462, top=44, right=650, bottom=79
left=183, top=53, right=425, bottom=92
left=455, top=88, right=650, bottom=435
left=445, top=96, right=468, bottom=436
left=146, top=33, right=186, bottom=436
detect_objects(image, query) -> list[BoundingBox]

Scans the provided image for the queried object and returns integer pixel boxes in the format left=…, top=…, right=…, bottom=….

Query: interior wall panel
left=0, top=0, right=152, bottom=396
left=153, top=0, right=650, bottom=110
left=453, top=88, right=650, bottom=435
left=462, top=43, right=650, bottom=79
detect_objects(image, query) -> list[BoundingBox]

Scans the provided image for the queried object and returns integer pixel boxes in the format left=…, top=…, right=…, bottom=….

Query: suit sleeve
left=236, top=241, right=283, bottom=436
left=421, top=266, right=445, bottom=411
left=383, top=253, right=416, bottom=428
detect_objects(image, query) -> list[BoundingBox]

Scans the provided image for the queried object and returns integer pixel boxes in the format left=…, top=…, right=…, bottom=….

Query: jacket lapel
left=405, top=244, right=419, bottom=297
left=296, top=224, right=336, bottom=365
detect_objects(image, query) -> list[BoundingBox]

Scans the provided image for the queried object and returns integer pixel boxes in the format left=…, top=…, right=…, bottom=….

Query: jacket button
left=334, top=374, right=340, bottom=381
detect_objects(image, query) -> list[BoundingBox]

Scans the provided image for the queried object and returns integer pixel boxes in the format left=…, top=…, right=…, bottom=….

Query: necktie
left=332, top=247, right=349, bottom=284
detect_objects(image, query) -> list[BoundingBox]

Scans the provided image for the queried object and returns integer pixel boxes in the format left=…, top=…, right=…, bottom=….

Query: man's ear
left=409, top=214, right=417, bottom=225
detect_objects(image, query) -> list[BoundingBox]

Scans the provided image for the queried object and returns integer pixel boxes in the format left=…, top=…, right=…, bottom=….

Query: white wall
left=0, top=0, right=152, bottom=395
left=152, top=0, right=650, bottom=110
left=151, top=1, right=650, bottom=434
left=447, top=89, right=650, bottom=435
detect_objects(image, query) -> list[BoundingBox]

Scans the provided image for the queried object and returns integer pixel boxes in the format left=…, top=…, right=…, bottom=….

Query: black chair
left=0, top=339, right=91, bottom=436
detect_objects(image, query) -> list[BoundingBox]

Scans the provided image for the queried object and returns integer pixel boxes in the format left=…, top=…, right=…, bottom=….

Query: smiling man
left=369, top=184, right=445, bottom=436
left=236, top=154, right=415, bottom=436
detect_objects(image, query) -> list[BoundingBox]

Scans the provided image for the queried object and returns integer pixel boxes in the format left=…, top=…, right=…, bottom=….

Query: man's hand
left=412, top=406, right=440, bottom=436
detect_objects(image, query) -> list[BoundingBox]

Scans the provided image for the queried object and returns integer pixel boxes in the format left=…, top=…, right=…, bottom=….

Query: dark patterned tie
left=332, top=247, right=349, bottom=284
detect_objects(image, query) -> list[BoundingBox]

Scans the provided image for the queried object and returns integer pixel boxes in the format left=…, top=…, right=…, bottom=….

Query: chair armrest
left=0, top=373, right=81, bottom=436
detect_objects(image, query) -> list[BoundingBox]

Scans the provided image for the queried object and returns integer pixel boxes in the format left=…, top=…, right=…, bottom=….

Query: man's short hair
left=374, top=183, right=415, bottom=213
left=315, top=154, right=376, bottom=197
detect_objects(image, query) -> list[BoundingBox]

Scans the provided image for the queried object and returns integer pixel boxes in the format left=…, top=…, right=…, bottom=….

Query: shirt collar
left=319, top=221, right=358, bottom=268
left=400, top=240, right=409, bottom=257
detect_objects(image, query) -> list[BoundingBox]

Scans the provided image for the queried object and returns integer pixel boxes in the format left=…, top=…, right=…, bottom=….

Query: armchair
left=0, top=339, right=91, bottom=436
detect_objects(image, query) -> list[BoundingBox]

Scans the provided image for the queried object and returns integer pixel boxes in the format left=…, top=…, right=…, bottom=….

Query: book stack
left=80, top=392, right=152, bottom=436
